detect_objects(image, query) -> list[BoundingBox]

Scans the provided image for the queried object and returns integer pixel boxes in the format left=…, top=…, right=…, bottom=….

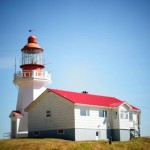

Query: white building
left=25, top=89, right=140, bottom=141
left=10, top=35, right=140, bottom=141
left=9, top=35, right=51, bottom=138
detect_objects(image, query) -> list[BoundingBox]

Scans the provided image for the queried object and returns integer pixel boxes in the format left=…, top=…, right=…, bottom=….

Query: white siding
left=28, top=92, right=75, bottom=131
left=129, top=112, right=139, bottom=131
left=111, top=110, right=119, bottom=129
left=119, top=105, right=130, bottom=129
left=75, top=129, right=107, bottom=141
left=74, top=106, right=108, bottom=129
left=118, top=104, right=140, bottom=130
left=28, top=93, right=140, bottom=141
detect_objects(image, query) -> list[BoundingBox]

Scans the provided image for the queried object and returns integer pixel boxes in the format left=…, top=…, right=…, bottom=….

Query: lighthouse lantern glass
left=22, top=49, right=43, bottom=65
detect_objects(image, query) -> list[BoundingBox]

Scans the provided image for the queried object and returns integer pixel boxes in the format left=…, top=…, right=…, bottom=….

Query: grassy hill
left=0, top=137, right=149, bottom=150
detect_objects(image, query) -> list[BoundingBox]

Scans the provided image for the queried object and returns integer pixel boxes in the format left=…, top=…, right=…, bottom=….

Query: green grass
left=0, top=137, right=149, bottom=150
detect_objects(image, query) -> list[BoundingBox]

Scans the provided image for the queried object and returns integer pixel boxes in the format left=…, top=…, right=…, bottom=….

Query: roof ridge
left=25, top=88, right=139, bottom=111
left=48, top=88, right=118, bottom=99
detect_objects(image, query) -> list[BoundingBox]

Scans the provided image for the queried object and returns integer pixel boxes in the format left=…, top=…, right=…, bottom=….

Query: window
left=57, top=129, right=64, bottom=134
left=34, top=131, right=40, bottom=136
left=115, top=111, right=118, bottom=118
left=22, top=50, right=43, bottom=65
left=129, top=112, right=133, bottom=121
left=99, top=110, right=107, bottom=117
left=46, top=110, right=51, bottom=117
left=105, top=110, right=107, bottom=117
left=80, top=108, right=90, bottom=116
left=137, top=114, right=140, bottom=125
left=121, top=111, right=128, bottom=119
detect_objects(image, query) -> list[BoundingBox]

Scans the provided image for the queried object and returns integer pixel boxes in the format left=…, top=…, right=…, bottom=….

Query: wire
left=133, top=105, right=150, bottom=110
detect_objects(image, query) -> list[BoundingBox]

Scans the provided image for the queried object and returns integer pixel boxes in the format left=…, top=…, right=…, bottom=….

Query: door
left=96, top=131, right=101, bottom=140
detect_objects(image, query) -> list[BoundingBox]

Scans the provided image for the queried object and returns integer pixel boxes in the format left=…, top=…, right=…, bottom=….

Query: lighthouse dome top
left=28, top=35, right=37, bottom=43
left=21, top=35, right=43, bottom=51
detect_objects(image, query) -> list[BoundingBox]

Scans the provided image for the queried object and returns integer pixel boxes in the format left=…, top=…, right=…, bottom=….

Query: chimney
left=82, top=91, right=88, bottom=94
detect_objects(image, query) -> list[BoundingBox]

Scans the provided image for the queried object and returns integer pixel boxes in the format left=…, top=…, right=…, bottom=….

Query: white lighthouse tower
left=9, top=35, right=51, bottom=138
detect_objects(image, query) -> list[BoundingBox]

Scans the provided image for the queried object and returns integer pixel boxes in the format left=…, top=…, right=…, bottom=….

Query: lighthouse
left=9, top=35, right=51, bottom=138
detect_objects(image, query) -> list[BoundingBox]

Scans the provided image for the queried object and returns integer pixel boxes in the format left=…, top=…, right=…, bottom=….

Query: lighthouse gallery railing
left=14, top=70, right=51, bottom=80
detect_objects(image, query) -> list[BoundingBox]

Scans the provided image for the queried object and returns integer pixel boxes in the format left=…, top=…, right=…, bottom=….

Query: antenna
left=15, top=57, right=16, bottom=74
left=14, top=57, right=19, bottom=89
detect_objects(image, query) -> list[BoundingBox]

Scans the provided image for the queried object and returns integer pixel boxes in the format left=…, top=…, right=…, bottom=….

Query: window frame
left=129, top=112, right=133, bottom=121
left=57, top=129, right=64, bottom=134
left=120, top=110, right=128, bottom=119
left=46, top=110, right=51, bottom=117
left=99, top=110, right=107, bottom=118
left=33, top=131, right=40, bottom=136
left=80, top=108, right=90, bottom=116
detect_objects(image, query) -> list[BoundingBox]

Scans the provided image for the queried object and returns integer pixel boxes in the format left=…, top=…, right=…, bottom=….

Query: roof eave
left=74, top=103, right=118, bottom=109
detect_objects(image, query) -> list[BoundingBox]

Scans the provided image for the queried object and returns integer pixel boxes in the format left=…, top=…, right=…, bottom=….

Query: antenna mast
left=15, top=57, right=16, bottom=74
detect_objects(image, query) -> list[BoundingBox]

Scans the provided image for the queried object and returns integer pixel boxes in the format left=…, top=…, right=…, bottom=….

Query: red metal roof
left=21, top=35, right=43, bottom=51
left=9, top=111, right=23, bottom=117
left=49, top=89, right=139, bottom=110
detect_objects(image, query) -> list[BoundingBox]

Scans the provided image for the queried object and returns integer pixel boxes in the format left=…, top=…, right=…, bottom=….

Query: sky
left=0, top=0, right=150, bottom=139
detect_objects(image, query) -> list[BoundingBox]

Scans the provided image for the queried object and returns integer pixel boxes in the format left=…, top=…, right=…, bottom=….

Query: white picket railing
left=3, top=132, right=11, bottom=139
left=14, top=70, right=51, bottom=81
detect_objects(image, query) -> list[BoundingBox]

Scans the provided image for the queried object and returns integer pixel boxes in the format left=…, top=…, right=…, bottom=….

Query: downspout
left=108, top=107, right=113, bottom=139
left=138, top=112, right=141, bottom=137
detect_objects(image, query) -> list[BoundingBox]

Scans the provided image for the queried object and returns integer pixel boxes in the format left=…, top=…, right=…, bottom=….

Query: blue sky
left=0, top=0, right=150, bottom=138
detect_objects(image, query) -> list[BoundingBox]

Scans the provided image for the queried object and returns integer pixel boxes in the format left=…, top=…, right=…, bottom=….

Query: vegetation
left=0, top=137, right=149, bottom=150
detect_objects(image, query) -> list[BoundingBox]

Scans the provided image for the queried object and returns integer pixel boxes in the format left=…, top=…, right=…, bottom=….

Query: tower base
left=9, top=111, right=28, bottom=138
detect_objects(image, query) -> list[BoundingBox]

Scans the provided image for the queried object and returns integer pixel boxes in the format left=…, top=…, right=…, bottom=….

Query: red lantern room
left=20, top=35, right=44, bottom=71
